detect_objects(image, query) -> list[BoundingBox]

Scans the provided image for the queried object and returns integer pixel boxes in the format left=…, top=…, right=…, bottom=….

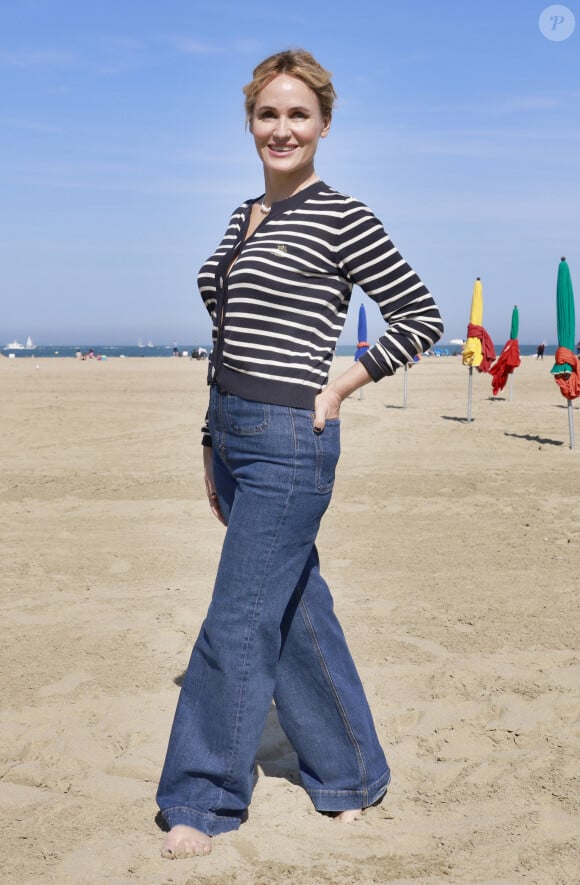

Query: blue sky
left=1, top=0, right=579, bottom=346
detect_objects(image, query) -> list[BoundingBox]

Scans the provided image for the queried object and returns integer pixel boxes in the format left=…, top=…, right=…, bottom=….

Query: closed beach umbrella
left=462, top=277, right=496, bottom=372
left=354, top=304, right=369, bottom=361
left=510, top=304, right=519, bottom=341
left=550, top=257, right=579, bottom=448
left=462, top=278, right=484, bottom=369
left=490, top=305, right=521, bottom=397
left=354, top=303, right=370, bottom=400
left=462, top=277, right=496, bottom=421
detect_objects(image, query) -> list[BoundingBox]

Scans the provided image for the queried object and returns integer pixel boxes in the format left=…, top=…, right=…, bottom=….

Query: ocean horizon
left=1, top=342, right=560, bottom=359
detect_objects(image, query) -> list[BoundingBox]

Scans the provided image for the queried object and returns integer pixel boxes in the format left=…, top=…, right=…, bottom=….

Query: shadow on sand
left=504, top=432, right=564, bottom=447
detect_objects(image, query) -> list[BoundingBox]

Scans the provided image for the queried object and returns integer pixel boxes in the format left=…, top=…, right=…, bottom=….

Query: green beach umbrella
left=510, top=304, right=519, bottom=340
left=550, top=257, right=578, bottom=449
left=550, top=258, right=575, bottom=376
left=507, top=304, right=521, bottom=401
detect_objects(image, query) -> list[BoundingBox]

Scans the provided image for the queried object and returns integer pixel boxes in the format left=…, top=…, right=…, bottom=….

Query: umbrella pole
left=403, top=363, right=408, bottom=409
left=467, top=366, right=473, bottom=422
left=509, top=372, right=514, bottom=402
left=568, top=400, right=575, bottom=450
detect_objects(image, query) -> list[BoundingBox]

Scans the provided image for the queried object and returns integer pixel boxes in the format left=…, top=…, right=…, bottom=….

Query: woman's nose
left=273, top=116, right=290, bottom=138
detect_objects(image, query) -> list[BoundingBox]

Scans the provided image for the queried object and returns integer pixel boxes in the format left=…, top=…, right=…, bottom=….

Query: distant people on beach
left=81, top=349, right=101, bottom=360
left=536, top=343, right=545, bottom=360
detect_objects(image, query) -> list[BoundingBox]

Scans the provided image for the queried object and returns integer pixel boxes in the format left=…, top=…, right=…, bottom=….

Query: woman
left=157, top=49, right=443, bottom=859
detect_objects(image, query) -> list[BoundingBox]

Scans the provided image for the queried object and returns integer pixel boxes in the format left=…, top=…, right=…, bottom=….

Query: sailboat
left=137, top=338, right=144, bottom=348
left=25, top=336, right=37, bottom=349
left=4, top=339, right=25, bottom=350
left=147, top=339, right=155, bottom=348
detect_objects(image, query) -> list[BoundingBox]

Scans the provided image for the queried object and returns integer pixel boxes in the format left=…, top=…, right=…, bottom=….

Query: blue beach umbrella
left=354, top=303, right=370, bottom=401
left=354, top=304, right=369, bottom=361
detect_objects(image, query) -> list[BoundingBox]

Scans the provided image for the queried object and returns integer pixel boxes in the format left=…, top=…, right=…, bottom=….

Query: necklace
left=259, top=177, right=319, bottom=216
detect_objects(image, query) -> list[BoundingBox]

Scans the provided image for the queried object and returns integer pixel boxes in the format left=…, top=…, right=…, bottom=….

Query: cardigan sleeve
left=336, top=202, right=444, bottom=379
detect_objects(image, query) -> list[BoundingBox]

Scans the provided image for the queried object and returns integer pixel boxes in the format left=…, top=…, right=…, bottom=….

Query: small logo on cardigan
left=276, top=244, right=288, bottom=253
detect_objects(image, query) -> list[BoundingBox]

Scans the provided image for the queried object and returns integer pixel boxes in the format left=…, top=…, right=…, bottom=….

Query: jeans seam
left=297, top=594, right=369, bottom=799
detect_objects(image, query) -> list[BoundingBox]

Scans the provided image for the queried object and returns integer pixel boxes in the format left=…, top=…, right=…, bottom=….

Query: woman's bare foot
left=161, top=824, right=212, bottom=859
left=333, top=809, right=363, bottom=823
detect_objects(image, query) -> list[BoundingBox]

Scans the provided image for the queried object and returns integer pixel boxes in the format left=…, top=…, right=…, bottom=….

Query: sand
left=0, top=354, right=578, bottom=885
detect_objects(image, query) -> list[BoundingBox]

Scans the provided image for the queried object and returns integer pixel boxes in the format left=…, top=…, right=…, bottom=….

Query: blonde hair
left=243, top=49, right=336, bottom=126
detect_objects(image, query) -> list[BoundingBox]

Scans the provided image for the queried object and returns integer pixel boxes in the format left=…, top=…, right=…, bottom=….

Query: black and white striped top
left=198, top=181, right=443, bottom=440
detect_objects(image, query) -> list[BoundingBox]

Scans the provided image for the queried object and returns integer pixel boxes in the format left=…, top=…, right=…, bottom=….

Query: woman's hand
left=313, top=387, right=342, bottom=434
left=313, top=362, right=373, bottom=433
left=203, top=446, right=226, bottom=525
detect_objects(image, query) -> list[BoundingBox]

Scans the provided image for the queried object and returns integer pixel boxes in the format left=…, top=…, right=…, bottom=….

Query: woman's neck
left=263, top=171, right=319, bottom=207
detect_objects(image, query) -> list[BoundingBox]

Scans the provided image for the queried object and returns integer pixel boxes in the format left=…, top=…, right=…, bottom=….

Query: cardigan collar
left=251, top=179, right=326, bottom=219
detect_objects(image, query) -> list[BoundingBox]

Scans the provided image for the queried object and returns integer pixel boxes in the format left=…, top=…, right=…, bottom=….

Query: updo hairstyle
left=243, top=49, right=336, bottom=126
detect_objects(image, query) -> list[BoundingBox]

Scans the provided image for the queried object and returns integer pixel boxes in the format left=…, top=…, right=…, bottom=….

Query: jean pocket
left=313, top=419, right=340, bottom=493
left=225, top=395, right=270, bottom=435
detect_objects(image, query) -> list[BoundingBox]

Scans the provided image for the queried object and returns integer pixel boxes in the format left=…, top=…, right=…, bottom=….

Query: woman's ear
left=321, top=117, right=331, bottom=138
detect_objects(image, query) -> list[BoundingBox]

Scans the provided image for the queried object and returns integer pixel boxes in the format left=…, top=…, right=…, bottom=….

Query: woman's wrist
left=327, top=362, right=372, bottom=401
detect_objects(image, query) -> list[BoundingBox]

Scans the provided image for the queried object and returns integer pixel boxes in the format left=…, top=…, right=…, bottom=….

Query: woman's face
left=250, top=74, right=330, bottom=180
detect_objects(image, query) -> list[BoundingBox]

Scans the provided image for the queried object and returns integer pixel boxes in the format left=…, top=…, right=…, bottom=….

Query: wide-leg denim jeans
left=156, top=387, right=390, bottom=835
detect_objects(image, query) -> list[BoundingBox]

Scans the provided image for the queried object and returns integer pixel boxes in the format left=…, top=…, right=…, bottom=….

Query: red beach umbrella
left=490, top=305, right=521, bottom=397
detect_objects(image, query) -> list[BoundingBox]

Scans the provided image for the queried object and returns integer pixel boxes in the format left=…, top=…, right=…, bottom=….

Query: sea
left=1, top=343, right=559, bottom=360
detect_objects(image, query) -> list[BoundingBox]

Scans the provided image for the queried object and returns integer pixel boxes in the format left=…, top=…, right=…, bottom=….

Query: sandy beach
left=0, top=354, right=578, bottom=884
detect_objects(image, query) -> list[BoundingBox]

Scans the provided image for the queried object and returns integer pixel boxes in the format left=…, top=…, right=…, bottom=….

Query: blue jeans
left=156, top=387, right=390, bottom=835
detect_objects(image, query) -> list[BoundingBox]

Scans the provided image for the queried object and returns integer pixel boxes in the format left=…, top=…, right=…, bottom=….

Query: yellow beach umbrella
left=462, top=277, right=483, bottom=368
left=461, top=276, right=496, bottom=422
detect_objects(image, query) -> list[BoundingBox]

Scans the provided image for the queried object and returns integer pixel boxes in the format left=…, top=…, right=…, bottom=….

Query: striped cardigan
left=198, top=181, right=443, bottom=442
